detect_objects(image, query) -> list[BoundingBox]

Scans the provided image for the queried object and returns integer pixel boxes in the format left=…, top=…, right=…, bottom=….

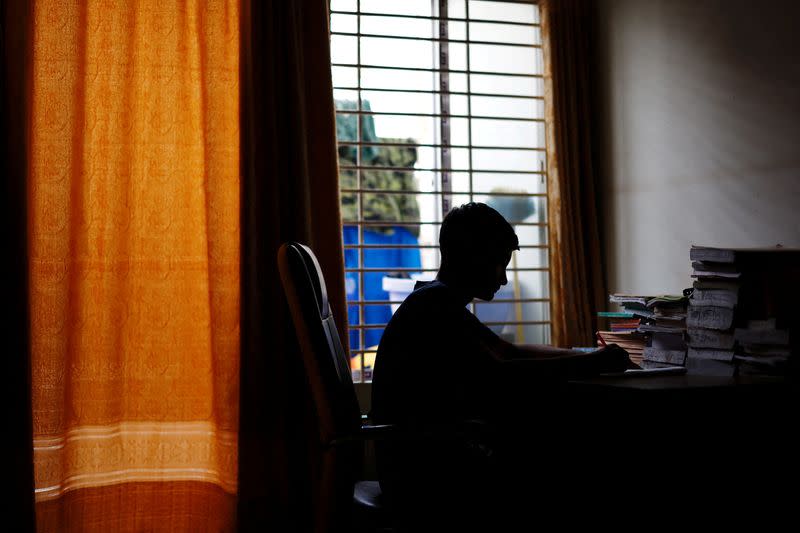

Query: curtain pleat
left=238, top=0, right=347, bottom=530
left=2, top=0, right=36, bottom=530
left=542, top=0, right=607, bottom=347
left=27, top=1, right=241, bottom=530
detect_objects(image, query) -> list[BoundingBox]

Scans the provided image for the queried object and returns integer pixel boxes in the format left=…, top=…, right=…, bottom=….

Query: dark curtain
left=1, top=0, right=35, bottom=530
left=541, top=0, right=607, bottom=347
left=238, top=0, right=348, bottom=530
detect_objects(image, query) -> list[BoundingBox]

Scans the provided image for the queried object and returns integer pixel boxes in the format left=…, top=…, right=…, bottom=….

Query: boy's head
left=438, top=202, right=520, bottom=300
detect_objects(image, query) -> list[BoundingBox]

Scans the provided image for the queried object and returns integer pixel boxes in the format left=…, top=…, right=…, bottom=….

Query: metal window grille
left=330, top=0, right=551, bottom=382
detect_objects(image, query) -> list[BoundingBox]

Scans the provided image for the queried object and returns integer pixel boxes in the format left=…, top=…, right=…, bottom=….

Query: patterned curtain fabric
left=28, top=1, right=240, bottom=530
left=541, top=0, right=607, bottom=347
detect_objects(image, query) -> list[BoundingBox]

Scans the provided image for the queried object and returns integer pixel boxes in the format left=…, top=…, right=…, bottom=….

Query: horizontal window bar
left=348, top=298, right=551, bottom=305
left=341, top=189, right=547, bottom=197
left=331, top=31, right=541, bottom=49
left=344, top=221, right=547, bottom=227
left=476, top=298, right=552, bottom=304
left=335, top=109, right=543, bottom=122
left=337, top=140, right=546, bottom=152
left=332, top=63, right=543, bottom=79
left=481, top=320, right=551, bottom=326
left=348, top=319, right=552, bottom=331
left=343, top=244, right=549, bottom=249
left=330, top=10, right=541, bottom=28
left=340, top=165, right=546, bottom=174
left=345, top=266, right=549, bottom=272
left=333, top=86, right=544, bottom=101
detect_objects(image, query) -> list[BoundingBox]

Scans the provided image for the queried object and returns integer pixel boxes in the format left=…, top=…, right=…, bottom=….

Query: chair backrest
left=277, top=242, right=362, bottom=446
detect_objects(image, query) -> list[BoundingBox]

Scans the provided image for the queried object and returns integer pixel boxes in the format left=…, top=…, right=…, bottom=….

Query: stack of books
left=686, top=246, right=799, bottom=376
left=597, top=311, right=641, bottom=333
left=597, top=296, right=650, bottom=366
left=639, top=295, right=690, bottom=369
left=686, top=252, right=739, bottom=375
left=735, top=319, right=792, bottom=376
left=600, top=294, right=689, bottom=369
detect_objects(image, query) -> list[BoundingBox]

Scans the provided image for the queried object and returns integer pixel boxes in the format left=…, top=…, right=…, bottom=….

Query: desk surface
left=567, top=373, right=790, bottom=391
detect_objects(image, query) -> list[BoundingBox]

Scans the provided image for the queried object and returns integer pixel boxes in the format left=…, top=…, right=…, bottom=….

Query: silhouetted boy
left=371, top=202, right=634, bottom=530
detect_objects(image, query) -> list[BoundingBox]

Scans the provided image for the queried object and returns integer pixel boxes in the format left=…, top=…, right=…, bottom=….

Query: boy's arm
left=478, top=333, right=636, bottom=379
left=510, top=345, right=635, bottom=379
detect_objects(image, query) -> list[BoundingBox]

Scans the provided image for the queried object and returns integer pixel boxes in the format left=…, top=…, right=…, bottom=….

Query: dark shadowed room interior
left=3, top=0, right=799, bottom=531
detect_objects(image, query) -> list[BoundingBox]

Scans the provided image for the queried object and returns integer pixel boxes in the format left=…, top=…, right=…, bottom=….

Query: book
left=687, top=246, right=800, bottom=377
left=735, top=353, right=790, bottom=365
left=638, top=322, right=686, bottom=334
left=734, top=327, right=790, bottom=346
left=690, top=288, right=738, bottom=309
left=693, top=279, right=741, bottom=292
left=690, top=245, right=799, bottom=264
left=691, top=260, right=742, bottom=279
left=650, top=330, right=687, bottom=348
left=687, top=305, right=735, bottom=330
left=643, top=347, right=686, bottom=365
left=691, top=270, right=741, bottom=280
left=642, top=330, right=687, bottom=365
left=687, top=347, right=735, bottom=363
left=690, top=246, right=738, bottom=264
left=686, top=327, right=735, bottom=349
left=646, top=294, right=689, bottom=308
left=692, top=261, right=740, bottom=274
left=652, top=308, right=687, bottom=320
left=609, top=294, right=650, bottom=307
left=610, top=319, right=642, bottom=332
left=628, top=308, right=656, bottom=319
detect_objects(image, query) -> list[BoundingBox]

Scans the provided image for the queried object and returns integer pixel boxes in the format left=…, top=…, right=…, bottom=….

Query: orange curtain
left=28, top=1, right=240, bottom=530
left=542, top=0, right=607, bottom=347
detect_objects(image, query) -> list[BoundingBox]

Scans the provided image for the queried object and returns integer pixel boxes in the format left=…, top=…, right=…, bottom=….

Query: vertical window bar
left=429, top=5, right=440, bottom=229
left=438, top=0, right=452, bottom=217
left=466, top=0, right=476, bottom=316
left=356, top=0, right=365, bottom=383
left=466, top=0, right=473, bottom=204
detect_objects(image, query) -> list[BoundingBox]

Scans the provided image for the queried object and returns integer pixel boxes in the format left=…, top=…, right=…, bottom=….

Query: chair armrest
left=327, top=419, right=491, bottom=448
left=327, top=423, right=401, bottom=448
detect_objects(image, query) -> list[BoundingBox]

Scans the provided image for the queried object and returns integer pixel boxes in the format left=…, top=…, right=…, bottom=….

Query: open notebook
left=571, top=347, right=688, bottom=377
left=599, top=366, right=687, bottom=378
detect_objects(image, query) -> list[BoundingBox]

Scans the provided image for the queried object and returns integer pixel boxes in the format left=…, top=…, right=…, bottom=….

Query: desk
left=560, top=374, right=796, bottom=434
left=566, top=373, right=791, bottom=393
left=494, top=374, right=798, bottom=518
left=558, top=373, right=795, bottom=445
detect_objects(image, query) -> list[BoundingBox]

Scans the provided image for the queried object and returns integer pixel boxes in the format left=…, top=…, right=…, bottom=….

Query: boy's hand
left=597, top=343, right=638, bottom=372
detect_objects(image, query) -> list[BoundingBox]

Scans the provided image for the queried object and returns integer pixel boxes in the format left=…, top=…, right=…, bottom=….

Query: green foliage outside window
left=336, top=100, right=420, bottom=237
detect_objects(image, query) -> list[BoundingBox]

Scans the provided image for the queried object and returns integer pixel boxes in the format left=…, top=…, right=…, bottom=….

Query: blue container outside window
left=343, top=225, right=421, bottom=352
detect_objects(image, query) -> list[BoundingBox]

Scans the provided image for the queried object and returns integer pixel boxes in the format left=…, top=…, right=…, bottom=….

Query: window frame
left=330, top=0, right=552, bottom=383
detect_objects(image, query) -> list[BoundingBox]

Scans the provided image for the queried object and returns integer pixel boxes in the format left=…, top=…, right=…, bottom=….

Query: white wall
left=593, top=0, right=800, bottom=295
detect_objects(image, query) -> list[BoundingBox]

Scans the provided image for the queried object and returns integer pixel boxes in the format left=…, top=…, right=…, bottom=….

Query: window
left=330, top=0, right=550, bottom=382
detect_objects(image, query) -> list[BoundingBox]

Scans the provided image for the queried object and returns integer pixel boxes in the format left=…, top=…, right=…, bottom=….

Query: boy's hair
left=439, top=202, right=519, bottom=262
